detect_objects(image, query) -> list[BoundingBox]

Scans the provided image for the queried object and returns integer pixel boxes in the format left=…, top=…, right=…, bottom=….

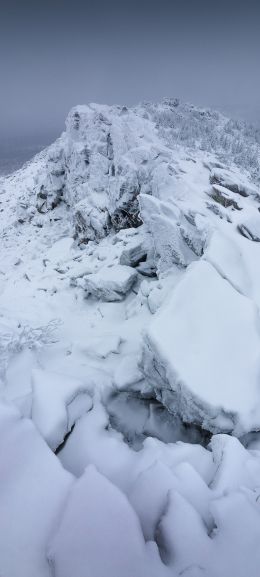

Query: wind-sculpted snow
left=1, top=99, right=260, bottom=575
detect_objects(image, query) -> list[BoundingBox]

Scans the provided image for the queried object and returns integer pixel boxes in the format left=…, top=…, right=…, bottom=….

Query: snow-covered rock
left=84, top=264, right=137, bottom=301
left=119, top=240, right=147, bottom=267
left=238, top=213, right=260, bottom=241
left=210, top=167, right=258, bottom=198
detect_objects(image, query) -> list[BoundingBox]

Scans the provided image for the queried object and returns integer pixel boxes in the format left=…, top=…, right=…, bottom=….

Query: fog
left=1, top=0, right=259, bottom=146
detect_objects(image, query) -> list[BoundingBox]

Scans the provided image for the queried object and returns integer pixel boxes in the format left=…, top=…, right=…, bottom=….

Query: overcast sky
left=1, top=0, right=260, bottom=144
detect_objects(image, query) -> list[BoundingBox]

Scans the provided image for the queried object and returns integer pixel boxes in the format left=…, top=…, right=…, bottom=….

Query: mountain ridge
left=1, top=99, right=260, bottom=576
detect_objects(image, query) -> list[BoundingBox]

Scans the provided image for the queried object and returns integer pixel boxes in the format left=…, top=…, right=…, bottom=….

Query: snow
left=1, top=98, right=260, bottom=575
left=157, top=489, right=212, bottom=570
left=82, top=332, right=122, bottom=358
left=113, top=353, right=143, bottom=388
left=32, top=369, right=93, bottom=450
left=0, top=402, right=73, bottom=577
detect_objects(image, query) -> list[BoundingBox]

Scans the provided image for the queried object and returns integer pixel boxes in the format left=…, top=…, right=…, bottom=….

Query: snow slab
left=142, top=259, right=260, bottom=434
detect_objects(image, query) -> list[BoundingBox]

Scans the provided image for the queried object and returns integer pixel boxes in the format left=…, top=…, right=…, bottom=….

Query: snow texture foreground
left=1, top=99, right=260, bottom=576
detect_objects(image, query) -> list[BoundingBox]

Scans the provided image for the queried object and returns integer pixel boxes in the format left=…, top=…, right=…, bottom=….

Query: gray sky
left=1, top=0, right=260, bottom=144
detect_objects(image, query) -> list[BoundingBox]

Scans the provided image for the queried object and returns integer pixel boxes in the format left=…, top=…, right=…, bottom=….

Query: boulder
left=84, top=265, right=137, bottom=301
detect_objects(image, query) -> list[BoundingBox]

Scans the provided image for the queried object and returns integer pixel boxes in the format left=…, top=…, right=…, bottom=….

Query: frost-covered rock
left=36, top=144, right=65, bottom=213
left=209, top=184, right=242, bottom=211
left=37, top=104, right=152, bottom=241
left=210, top=168, right=258, bottom=197
left=84, top=264, right=137, bottom=301
left=73, top=199, right=110, bottom=242
left=140, top=194, right=208, bottom=271
left=119, top=240, right=147, bottom=267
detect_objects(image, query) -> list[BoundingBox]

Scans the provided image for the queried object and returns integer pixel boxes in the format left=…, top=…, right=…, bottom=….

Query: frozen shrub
left=0, top=319, right=61, bottom=377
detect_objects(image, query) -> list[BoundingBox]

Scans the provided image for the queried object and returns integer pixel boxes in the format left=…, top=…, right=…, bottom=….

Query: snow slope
left=1, top=99, right=260, bottom=576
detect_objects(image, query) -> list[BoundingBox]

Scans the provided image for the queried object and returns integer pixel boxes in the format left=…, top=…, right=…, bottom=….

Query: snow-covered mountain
left=1, top=99, right=260, bottom=576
